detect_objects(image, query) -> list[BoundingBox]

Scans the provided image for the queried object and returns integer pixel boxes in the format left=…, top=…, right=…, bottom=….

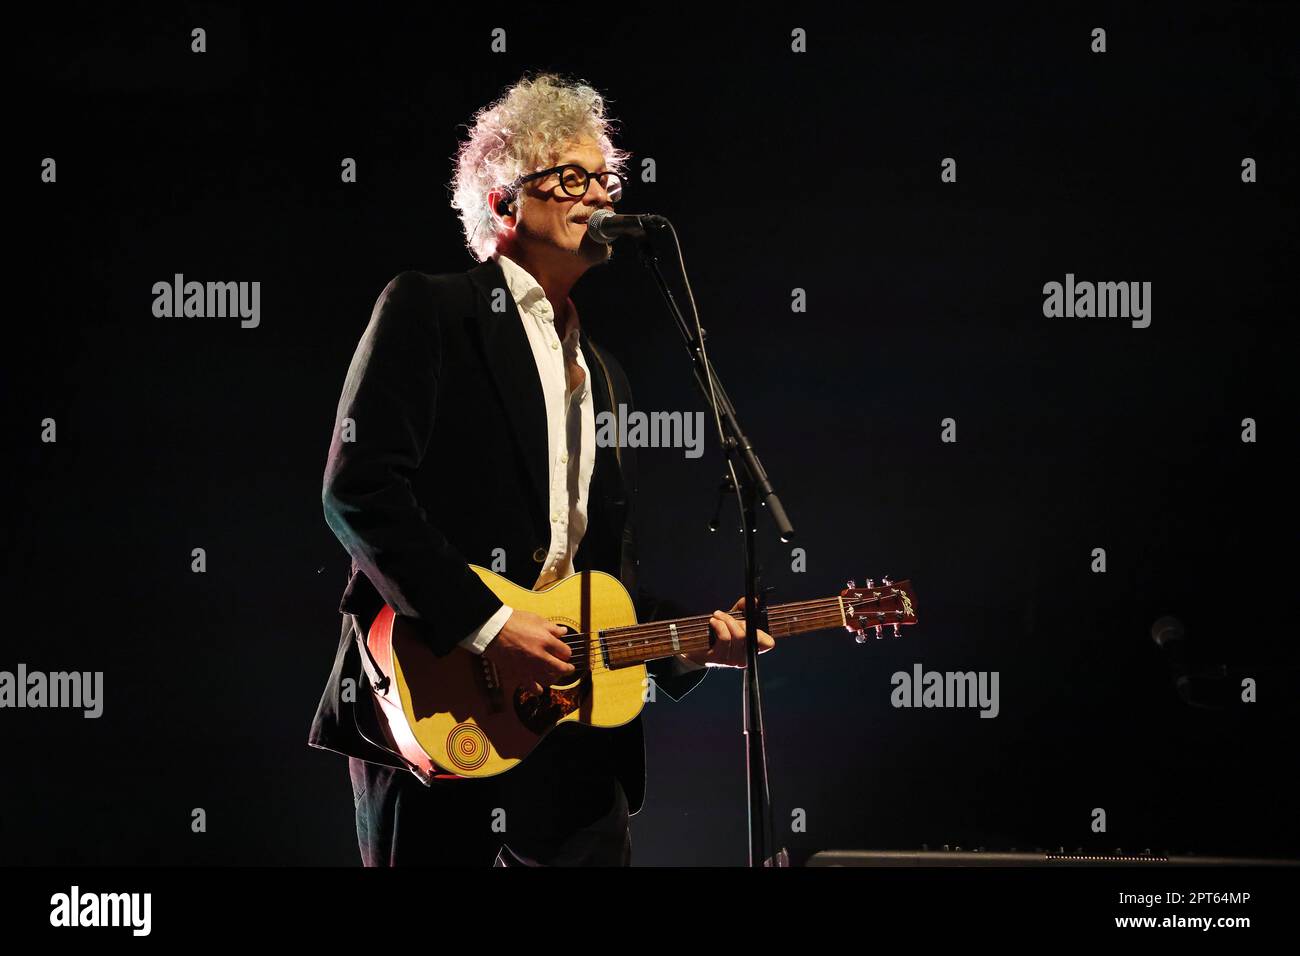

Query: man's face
left=499, top=138, right=616, bottom=269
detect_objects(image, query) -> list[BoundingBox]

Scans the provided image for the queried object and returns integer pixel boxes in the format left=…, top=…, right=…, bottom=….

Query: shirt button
left=562, top=453, right=569, bottom=463
left=532, top=547, right=547, bottom=563
left=551, top=341, right=559, bottom=350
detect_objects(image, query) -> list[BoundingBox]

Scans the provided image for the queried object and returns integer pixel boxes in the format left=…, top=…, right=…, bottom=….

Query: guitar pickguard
left=513, top=673, right=592, bottom=734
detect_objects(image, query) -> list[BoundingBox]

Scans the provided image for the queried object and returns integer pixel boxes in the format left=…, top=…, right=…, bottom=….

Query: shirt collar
left=495, top=253, right=580, bottom=338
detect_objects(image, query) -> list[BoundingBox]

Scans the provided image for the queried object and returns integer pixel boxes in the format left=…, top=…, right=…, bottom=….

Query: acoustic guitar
left=362, top=565, right=917, bottom=781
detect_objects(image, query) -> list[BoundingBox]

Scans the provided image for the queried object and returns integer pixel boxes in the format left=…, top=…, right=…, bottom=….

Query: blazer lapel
left=467, top=258, right=549, bottom=538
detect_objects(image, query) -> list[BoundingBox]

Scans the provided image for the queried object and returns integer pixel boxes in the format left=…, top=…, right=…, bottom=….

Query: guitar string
left=549, top=608, right=865, bottom=671
left=570, top=602, right=880, bottom=655
left=485, top=592, right=907, bottom=675
left=502, top=604, right=898, bottom=680
left=557, top=594, right=874, bottom=649
left=603, top=609, right=853, bottom=659
left=604, top=590, right=899, bottom=635
left=602, top=614, right=848, bottom=667
left=558, top=602, right=847, bottom=657
left=554, top=593, right=901, bottom=657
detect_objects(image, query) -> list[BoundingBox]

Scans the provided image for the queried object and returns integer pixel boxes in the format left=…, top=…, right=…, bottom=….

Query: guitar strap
left=349, top=611, right=390, bottom=694
left=583, top=334, right=642, bottom=597
left=584, top=336, right=621, bottom=472
left=348, top=611, right=440, bottom=783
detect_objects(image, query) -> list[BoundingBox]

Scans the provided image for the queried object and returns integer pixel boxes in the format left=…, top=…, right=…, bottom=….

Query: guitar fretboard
left=600, top=596, right=849, bottom=667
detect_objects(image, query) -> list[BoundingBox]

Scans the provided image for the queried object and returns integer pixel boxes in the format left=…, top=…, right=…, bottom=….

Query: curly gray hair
left=450, top=71, right=631, bottom=262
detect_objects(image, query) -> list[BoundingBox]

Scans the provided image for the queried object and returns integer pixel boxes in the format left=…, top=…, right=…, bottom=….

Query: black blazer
left=307, top=257, right=707, bottom=815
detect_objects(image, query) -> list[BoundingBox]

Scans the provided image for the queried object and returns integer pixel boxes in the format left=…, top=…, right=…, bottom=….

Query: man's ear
left=488, top=188, right=515, bottom=223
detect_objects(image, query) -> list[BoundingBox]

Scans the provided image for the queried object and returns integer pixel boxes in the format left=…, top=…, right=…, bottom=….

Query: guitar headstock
left=839, top=577, right=918, bottom=643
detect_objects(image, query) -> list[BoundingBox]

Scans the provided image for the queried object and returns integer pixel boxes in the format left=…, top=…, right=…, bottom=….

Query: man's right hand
left=481, top=609, right=575, bottom=694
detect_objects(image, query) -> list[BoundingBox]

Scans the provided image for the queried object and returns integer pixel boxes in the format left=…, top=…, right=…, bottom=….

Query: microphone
left=586, top=209, right=668, bottom=244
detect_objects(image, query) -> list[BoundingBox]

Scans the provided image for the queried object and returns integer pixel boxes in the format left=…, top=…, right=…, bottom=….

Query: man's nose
left=586, top=179, right=613, bottom=208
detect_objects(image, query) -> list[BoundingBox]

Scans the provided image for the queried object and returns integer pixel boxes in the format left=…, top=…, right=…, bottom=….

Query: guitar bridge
left=479, top=656, right=506, bottom=712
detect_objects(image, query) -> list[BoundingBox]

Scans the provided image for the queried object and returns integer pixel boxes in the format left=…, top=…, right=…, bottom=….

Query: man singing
left=308, top=72, right=773, bottom=866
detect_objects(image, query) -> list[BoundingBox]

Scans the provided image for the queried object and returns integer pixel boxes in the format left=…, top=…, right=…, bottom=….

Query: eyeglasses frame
left=506, top=163, right=625, bottom=203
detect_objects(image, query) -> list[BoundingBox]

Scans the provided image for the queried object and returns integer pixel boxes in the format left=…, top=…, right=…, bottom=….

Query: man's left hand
left=683, top=596, right=775, bottom=668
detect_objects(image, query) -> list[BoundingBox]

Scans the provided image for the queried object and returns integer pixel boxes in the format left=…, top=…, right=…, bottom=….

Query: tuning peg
left=882, top=575, right=893, bottom=586
left=865, top=578, right=875, bottom=588
left=892, top=623, right=901, bottom=638
left=873, top=624, right=882, bottom=639
left=845, top=579, right=855, bottom=589
left=854, top=631, right=868, bottom=645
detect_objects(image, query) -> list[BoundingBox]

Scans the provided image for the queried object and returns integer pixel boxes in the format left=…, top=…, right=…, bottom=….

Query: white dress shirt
left=458, top=254, right=597, bottom=654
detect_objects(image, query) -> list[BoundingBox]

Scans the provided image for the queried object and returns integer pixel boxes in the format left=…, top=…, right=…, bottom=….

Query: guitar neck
left=601, top=597, right=846, bottom=668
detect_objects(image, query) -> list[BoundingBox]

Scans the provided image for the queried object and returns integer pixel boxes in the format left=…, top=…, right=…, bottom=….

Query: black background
left=6, top=2, right=1296, bottom=866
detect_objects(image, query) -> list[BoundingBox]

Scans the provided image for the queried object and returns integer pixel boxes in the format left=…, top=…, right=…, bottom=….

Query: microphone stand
left=634, top=224, right=795, bottom=867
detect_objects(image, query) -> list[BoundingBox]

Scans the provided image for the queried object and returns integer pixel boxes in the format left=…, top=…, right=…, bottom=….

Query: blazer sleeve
left=322, top=271, right=504, bottom=655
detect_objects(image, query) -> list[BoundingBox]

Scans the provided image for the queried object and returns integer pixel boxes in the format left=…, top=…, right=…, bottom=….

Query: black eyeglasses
left=511, top=164, right=624, bottom=203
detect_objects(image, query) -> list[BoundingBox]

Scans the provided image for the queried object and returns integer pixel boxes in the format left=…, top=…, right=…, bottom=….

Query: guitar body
left=360, top=564, right=918, bottom=782
left=364, top=566, right=648, bottom=780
